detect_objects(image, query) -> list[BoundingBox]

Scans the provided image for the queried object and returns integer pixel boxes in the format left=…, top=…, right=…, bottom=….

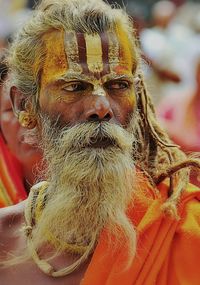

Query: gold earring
left=18, top=111, right=37, bottom=129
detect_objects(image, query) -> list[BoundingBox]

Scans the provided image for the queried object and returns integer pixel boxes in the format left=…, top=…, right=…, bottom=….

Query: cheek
left=39, top=93, right=84, bottom=126
left=1, top=112, right=20, bottom=149
left=116, top=91, right=136, bottom=124
left=126, top=92, right=136, bottom=110
left=39, top=87, right=79, bottom=115
left=1, top=111, right=19, bottom=133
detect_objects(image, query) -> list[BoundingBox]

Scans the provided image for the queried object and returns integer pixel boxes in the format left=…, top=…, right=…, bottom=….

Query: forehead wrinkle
left=58, top=72, right=134, bottom=84
left=59, top=73, right=96, bottom=82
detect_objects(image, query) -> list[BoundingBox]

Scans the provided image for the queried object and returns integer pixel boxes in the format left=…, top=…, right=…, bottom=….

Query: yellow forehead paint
left=115, top=22, right=136, bottom=74
left=40, top=27, right=136, bottom=103
left=41, top=30, right=68, bottom=88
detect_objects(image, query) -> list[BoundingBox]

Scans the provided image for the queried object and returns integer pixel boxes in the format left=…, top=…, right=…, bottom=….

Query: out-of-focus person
left=0, top=54, right=42, bottom=207
left=157, top=57, right=200, bottom=185
left=0, top=0, right=29, bottom=35
left=157, top=57, right=200, bottom=152
left=0, top=0, right=41, bottom=207
left=140, top=0, right=195, bottom=105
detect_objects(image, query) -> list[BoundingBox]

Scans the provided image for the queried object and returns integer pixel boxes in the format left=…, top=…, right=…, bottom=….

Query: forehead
left=41, top=26, right=136, bottom=86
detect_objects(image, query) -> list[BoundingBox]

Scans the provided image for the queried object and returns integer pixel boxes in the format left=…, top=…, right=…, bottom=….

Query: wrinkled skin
left=39, top=30, right=136, bottom=130
left=0, top=28, right=136, bottom=285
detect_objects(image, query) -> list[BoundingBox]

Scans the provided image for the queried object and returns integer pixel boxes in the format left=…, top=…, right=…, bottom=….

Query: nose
left=84, top=95, right=113, bottom=122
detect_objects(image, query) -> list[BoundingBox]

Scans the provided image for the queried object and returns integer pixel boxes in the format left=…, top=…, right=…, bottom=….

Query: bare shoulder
left=0, top=200, right=26, bottom=232
left=0, top=201, right=26, bottom=256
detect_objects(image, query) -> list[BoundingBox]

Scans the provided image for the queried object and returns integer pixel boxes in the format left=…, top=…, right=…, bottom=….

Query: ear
left=10, top=86, right=26, bottom=115
left=10, top=86, right=37, bottom=129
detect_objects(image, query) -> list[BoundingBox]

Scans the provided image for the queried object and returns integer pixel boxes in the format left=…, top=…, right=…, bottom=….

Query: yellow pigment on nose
left=92, top=85, right=106, bottom=97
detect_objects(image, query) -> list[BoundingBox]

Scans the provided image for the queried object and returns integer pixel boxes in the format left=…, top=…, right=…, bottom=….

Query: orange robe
left=82, top=181, right=200, bottom=285
left=0, top=135, right=27, bottom=207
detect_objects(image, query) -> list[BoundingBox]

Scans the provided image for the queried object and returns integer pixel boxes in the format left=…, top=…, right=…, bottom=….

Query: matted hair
left=8, top=0, right=136, bottom=108
left=8, top=0, right=200, bottom=215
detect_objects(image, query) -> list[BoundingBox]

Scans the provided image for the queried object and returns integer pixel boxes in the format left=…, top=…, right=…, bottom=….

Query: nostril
left=85, top=96, right=113, bottom=122
left=88, top=112, right=111, bottom=122
left=104, top=113, right=111, bottom=120
left=88, top=114, right=99, bottom=121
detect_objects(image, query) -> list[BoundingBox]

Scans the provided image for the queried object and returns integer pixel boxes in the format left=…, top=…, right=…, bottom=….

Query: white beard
left=33, top=118, right=138, bottom=259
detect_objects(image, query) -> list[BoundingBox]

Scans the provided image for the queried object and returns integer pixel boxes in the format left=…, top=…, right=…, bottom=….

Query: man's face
left=0, top=80, right=26, bottom=154
left=39, top=27, right=137, bottom=130
left=0, top=79, right=42, bottom=184
left=33, top=28, right=138, bottom=249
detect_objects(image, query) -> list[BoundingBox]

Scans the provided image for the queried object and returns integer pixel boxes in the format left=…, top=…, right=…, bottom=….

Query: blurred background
left=0, top=0, right=200, bottom=155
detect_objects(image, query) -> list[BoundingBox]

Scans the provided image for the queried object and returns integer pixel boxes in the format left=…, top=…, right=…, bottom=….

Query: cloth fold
left=0, top=135, right=27, bottom=207
left=82, top=181, right=200, bottom=285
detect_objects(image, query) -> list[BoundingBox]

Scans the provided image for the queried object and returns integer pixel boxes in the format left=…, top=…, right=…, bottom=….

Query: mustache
left=67, top=123, right=119, bottom=150
left=40, top=117, right=134, bottom=153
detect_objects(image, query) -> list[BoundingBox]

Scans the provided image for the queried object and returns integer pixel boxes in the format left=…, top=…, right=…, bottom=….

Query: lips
left=86, top=136, right=116, bottom=148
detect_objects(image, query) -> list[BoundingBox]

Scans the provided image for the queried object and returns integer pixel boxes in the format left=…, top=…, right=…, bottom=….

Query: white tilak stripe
left=64, top=31, right=82, bottom=73
left=84, top=33, right=104, bottom=73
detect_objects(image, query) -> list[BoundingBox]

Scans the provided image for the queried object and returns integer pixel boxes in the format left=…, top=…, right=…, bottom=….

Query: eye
left=105, top=80, right=130, bottom=90
left=62, top=82, right=87, bottom=92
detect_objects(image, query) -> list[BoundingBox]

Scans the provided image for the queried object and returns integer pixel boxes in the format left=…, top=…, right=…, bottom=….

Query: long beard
left=33, top=115, right=138, bottom=258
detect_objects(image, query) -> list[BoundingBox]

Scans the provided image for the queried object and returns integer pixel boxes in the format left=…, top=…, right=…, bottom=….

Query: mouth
left=86, top=136, right=117, bottom=149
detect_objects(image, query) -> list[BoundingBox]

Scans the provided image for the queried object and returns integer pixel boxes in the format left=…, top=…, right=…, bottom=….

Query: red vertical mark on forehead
left=76, top=32, right=90, bottom=74
left=76, top=32, right=111, bottom=79
left=66, top=31, right=120, bottom=79
left=100, top=32, right=110, bottom=77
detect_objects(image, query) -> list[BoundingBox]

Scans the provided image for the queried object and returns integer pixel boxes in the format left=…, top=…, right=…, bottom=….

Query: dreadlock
left=134, top=72, right=200, bottom=217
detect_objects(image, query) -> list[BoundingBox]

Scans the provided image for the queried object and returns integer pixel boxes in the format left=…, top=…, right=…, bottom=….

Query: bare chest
left=0, top=260, right=88, bottom=285
left=0, top=202, right=90, bottom=285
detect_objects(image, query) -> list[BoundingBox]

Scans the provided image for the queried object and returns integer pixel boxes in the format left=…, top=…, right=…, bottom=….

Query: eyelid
left=62, top=80, right=83, bottom=86
left=62, top=81, right=93, bottom=92
left=104, top=79, right=132, bottom=89
left=109, top=78, right=133, bottom=84
left=102, top=74, right=134, bottom=83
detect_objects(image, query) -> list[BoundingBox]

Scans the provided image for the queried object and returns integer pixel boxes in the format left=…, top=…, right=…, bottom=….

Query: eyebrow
left=103, top=74, right=134, bottom=82
left=59, top=73, right=93, bottom=82
left=58, top=72, right=134, bottom=83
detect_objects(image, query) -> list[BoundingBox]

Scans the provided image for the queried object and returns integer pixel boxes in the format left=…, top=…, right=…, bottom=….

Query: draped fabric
left=0, top=135, right=27, bottom=207
left=82, top=181, right=200, bottom=285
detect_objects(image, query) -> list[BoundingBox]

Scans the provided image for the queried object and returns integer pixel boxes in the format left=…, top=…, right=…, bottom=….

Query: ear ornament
left=18, top=111, right=37, bottom=129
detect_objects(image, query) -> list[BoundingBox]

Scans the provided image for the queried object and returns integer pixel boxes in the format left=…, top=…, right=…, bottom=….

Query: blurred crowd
left=137, top=0, right=200, bottom=185
left=0, top=0, right=200, bottom=190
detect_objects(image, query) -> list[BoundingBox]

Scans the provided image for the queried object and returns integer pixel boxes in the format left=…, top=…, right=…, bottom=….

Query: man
left=158, top=57, right=200, bottom=152
left=0, top=54, right=42, bottom=206
left=0, top=63, right=27, bottom=205
left=157, top=57, right=200, bottom=186
left=0, top=0, right=200, bottom=284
